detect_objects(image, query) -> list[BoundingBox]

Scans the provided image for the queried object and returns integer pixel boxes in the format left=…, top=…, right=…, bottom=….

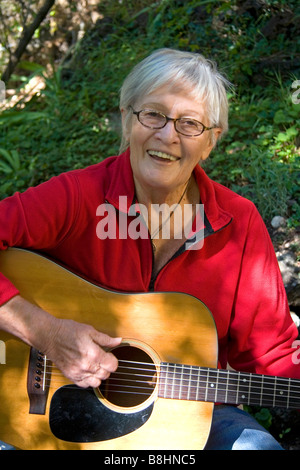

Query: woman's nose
left=154, top=120, right=181, bottom=143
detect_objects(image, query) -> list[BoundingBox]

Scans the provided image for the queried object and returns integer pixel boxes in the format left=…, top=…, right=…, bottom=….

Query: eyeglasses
left=130, top=106, right=216, bottom=137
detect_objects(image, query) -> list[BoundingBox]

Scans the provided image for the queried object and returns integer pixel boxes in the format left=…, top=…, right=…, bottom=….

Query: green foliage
left=244, top=405, right=292, bottom=442
left=0, top=0, right=299, bottom=227
left=204, top=81, right=300, bottom=225
left=0, top=149, right=20, bottom=174
left=247, top=407, right=273, bottom=430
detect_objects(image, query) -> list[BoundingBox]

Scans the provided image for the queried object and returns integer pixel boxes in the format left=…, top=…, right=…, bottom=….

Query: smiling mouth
left=147, top=150, right=179, bottom=162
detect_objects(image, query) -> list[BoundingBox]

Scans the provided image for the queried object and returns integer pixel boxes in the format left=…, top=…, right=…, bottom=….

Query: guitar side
left=0, top=248, right=217, bottom=450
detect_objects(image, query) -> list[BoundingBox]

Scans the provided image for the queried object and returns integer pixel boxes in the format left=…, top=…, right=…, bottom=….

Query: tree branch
left=1, top=0, right=56, bottom=83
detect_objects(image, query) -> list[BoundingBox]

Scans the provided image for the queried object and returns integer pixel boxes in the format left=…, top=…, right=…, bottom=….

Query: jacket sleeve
left=0, top=173, right=80, bottom=305
left=227, top=205, right=300, bottom=378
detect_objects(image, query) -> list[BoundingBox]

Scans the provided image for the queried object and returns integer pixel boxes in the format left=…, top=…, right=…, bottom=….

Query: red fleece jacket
left=0, top=149, right=299, bottom=377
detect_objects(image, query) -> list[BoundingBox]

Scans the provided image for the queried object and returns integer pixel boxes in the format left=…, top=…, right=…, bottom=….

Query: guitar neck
left=158, top=363, right=300, bottom=409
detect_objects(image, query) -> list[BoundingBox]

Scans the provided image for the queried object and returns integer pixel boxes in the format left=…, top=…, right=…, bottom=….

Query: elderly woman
left=0, top=49, right=298, bottom=450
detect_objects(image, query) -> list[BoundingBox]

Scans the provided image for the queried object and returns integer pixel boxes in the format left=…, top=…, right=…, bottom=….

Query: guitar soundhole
left=99, top=345, right=157, bottom=408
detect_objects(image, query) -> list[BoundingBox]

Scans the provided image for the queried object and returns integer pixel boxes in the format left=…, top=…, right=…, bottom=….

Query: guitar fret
left=225, top=369, right=229, bottom=403
left=260, top=375, right=264, bottom=406
left=179, top=366, right=188, bottom=400
left=247, top=373, right=252, bottom=405
left=287, top=378, right=291, bottom=408
left=176, top=363, right=182, bottom=399
left=214, top=369, right=219, bottom=403
left=159, top=362, right=168, bottom=398
left=192, top=366, right=207, bottom=402
left=177, top=364, right=183, bottom=399
left=241, top=374, right=250, bottom=404
left=270, top=376, right=285, bottom=407
left=205, top=368, right=218, bottom=402
left=273, top=376, right=277, bottom=407
left=204, top=368, right=209, bottom=402
left=219, top=368, right=229, bottom=403
left=170, top=363, right=175, bottom=399
left=195, top=366, right=201, bottom=401
left=236, top=371, right=240, bottom=404
left=281, top=377, right=290, bottom=408
left=187, top=366, right=192, bottom=400
left=158, top=362, right=300, bottom=409
left=235, top=373, right=295, bottom=408
left=186, top=365, right=196, bottom=400
left=262, top=375, right=277, bottom=407
left=173, top=363, right=180, bottom=399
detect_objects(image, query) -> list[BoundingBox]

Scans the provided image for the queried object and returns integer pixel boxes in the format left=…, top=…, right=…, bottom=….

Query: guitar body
left=0, top=248, right=217, bottom=450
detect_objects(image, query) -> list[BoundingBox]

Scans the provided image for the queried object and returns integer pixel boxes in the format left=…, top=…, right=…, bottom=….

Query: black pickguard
left=49, top=385, right=154, bottom=443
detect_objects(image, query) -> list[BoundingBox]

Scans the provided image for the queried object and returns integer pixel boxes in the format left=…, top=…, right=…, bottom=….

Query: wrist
left=0, top=295, right=60, bottom=353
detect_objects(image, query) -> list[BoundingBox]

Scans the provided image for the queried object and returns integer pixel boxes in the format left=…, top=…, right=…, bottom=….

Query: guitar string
left=41, top=374, right=299, bottom=396
left=42, top=359, right=300, bottom=389
left=42, top=358, right=300, bottom=389
left=43, top=358, right=300, bottom=383
left=39, top=377, right=298, bottom=404
left=44, top=367, right=300, bottom=393
left=38, top=381, right=300, bottom=405
left=38, top=360, right=300, bottom=402
left=44, top=375, right=299, bottom=396
left=38, top=378, right=299, bottom=407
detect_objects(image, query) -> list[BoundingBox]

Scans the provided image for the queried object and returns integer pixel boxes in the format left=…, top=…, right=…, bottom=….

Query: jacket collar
left=193, top=164, right=233, bottom=233
left=104, top=148, right=136, bottom=213
left=104, top=148, right=233, bottom=232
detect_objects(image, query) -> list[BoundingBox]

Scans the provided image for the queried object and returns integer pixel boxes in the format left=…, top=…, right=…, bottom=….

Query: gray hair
left=119, top=48, right=231, bottom=153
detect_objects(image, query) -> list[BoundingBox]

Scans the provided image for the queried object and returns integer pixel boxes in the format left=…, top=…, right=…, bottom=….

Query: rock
left=276, top=248, right=300, bottom=307
left=271, top=216, right=286, bottom=228
left=291, top=312, right=300, bottom=328
left=269, top=224, right=300, bottom=309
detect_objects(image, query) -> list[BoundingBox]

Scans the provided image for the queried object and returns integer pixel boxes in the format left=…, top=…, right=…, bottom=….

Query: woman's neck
left=134, top=176, right=194, bottom=209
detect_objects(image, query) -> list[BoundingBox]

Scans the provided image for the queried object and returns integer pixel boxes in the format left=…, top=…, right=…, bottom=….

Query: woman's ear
left=200, top=127, right=222, bottom=162
left=120, top=107, right=131, bottom=142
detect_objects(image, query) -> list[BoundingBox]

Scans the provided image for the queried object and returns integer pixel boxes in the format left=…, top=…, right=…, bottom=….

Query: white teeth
left=149, top=150, right=178, bottom=161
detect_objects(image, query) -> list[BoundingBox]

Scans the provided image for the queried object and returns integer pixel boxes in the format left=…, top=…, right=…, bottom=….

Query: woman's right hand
left=0, top=295, right=122, bottom=388
left=43, top=317, right=122, bottom=388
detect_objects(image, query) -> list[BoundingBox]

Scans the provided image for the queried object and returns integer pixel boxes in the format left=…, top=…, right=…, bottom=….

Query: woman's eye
left=145, top=111, right=161, bottom=118
left=180, top=119, right=198, bottom=129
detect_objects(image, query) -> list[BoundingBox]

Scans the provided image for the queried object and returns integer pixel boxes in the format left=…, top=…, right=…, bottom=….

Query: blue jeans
left=204, top=405, right=283, bottom=450
left=0, top=440, right=16, bottom=450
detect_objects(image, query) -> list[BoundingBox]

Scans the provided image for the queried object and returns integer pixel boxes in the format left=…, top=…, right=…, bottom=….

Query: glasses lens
left=139, top=110, right=166, bottom=128
left=176, top=118, right=204, bottom=136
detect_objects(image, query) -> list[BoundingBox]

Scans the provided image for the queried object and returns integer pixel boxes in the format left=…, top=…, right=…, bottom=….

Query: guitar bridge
left=27, top=347, right=51, bottom=415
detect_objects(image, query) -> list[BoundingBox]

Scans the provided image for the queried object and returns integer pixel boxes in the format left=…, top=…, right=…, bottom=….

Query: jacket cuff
left=0, top=273, right=20, bottom=306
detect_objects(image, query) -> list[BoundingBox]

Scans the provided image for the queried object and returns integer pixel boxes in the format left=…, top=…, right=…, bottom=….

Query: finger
left=75, top=366, right=111, bottom=389
left=75, top=375, right=102, bottom=389
left=87, top=377, right=102, bottom=388
left=93, top=332, right=122, bottom=350
left=92, top=333, right=122, bottom=371
left=98, top=349, right=120, bottom=373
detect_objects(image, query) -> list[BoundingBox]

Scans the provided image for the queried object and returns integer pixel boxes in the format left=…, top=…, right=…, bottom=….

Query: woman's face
left=122, top=85, right=221, bottom=198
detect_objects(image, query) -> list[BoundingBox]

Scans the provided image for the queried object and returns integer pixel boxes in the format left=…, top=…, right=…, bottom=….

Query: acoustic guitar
left=0, top=248, right=299, bottom=450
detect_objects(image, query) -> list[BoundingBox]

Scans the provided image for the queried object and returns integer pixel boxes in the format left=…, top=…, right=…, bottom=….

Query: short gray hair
left=119, top=48, right=231, bottom=153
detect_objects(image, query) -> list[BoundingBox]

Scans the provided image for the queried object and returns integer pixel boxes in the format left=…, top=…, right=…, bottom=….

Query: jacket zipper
left=148, top=215, right=233, bottom=291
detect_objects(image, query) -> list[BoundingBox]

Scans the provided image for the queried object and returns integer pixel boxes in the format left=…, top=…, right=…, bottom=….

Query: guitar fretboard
left=158, top=362, right=300, bottom=409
